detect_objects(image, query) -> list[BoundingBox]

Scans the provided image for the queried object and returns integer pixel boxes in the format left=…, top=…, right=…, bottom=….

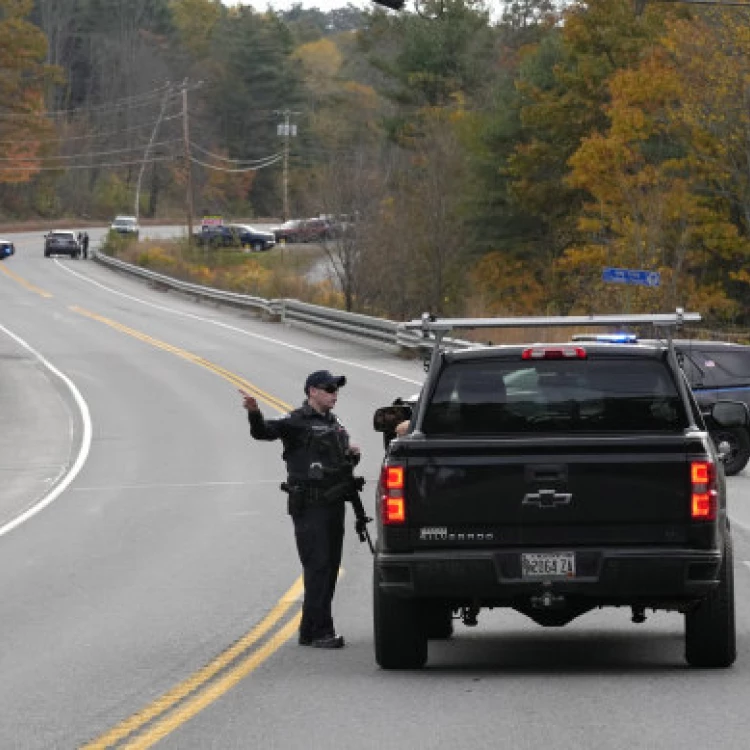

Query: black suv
left=676, top=340, right=750, bottom=475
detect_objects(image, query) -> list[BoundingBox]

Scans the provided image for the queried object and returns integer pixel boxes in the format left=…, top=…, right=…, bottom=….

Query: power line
left=0, top=84, right=176, bottom=121
left=0, top=113, right=182, bottom=147
left=0, top=139, right=181, bottom=163
left=189, top=140, right=283, bottom=164
left=189, top=154, right=282, bottom=172
left=0, top=155, right=175, bottom=172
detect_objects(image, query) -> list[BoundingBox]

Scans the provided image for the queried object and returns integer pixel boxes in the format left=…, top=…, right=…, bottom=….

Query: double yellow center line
left=0, top=262, right=52, bottom=297
left=72, top=306, right=306, bottom=748
left=71, top=306, right=289, bottom=413
left=82, top=581, right=303, bottom=749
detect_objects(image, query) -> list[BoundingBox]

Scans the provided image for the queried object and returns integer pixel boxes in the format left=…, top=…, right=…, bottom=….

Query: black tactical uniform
left=248, top=398, right=356, bottom=646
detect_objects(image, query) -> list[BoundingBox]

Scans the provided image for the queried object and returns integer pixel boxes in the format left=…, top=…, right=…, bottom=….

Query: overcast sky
left=223, top=0, right=371, bottom=13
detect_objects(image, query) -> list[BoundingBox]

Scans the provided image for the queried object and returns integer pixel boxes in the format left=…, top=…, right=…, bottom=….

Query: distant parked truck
left=110, top=215, right=140, bottom=237
left=193, top=224, right=275, bottom=251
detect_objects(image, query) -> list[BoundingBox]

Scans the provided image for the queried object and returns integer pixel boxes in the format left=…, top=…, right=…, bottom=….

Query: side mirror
left=373, top=404, right=413, bottom=433
left=710, top=400, right=749, bottom=428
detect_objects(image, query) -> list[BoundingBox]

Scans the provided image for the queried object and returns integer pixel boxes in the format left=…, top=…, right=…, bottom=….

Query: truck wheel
left=711, top=427, right=750, bottom=476
left=685, top=534, right=736, bottom=668
left=373, top=572, right=428, bottom=669
left=421, top=602, right=454, bottom=640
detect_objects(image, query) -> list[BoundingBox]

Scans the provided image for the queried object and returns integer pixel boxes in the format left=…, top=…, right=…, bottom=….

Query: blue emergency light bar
left=571, top=333, right=639, bottom=344
left=597, top=333, right=638, bottom=343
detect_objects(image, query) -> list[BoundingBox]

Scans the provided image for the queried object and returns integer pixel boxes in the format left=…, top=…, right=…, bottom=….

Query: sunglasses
left=319, top=384, right=339, bottom=394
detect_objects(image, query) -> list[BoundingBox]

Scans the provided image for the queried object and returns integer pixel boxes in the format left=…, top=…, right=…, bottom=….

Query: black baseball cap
left=304, top=370, right=346, bottom=394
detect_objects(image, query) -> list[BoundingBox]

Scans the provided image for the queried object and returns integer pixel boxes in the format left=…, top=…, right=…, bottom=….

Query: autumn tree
left=501, top=0, right=666, bottom=281
left=560, top=7, right=750, bottom=321
left=0, top=0, right=60, bottom=188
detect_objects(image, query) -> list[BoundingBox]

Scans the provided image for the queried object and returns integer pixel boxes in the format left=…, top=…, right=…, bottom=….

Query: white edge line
left=56, top=259, right=424, bottom=386
left=0, top=322, right=92, bottom=538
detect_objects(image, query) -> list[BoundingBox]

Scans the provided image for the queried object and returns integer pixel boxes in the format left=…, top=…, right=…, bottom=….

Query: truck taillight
left=691, top=460, right=717, bottom=521
left=381, top=465, right=406, bottom=525
left=522, top=346, right=587, bottom=360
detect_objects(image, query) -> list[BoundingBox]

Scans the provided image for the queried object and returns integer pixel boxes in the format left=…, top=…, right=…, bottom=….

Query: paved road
left=2, top=232, right=750, bottom=749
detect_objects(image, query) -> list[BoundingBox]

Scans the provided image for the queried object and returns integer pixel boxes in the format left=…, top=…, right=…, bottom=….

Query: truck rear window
left=422, top=358, right=687, bottom=434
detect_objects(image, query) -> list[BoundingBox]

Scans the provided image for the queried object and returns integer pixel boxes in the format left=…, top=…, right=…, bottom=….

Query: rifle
left=282, top=470, right=374, bottom=554
left=347, top=474, right=374, bottom=554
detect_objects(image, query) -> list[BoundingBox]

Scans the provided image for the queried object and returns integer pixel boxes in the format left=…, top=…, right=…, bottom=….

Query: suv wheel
left=685, top=534, right=736, bottom=668
left=373, top=571, right=428, bottom=669
left=711, top=427, right=750, bottom=476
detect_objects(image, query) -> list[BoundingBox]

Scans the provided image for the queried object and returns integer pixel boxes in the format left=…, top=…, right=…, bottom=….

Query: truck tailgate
left=402, top=435, right=703, bottom=546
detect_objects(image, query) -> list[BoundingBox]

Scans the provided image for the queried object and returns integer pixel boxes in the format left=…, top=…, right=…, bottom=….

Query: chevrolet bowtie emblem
left=522, top=489, right=573, bottom=508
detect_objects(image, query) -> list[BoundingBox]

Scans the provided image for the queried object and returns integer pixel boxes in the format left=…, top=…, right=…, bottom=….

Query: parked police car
left=676, top=340, right=750, bottom=474
left=572, top=335, right=750, bottom=475
left=0, top=238, right=15, bottom=260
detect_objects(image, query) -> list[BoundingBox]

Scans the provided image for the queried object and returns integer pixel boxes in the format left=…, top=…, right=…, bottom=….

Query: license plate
left=521, top=552, right=575, bottom=579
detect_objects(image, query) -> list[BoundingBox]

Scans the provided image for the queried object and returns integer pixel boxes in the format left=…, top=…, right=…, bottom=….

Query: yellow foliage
left=216, top=260, right=271, bottom=294
left=168, top=0, right=221, bottom=58
left=468, top=254, right=545, bottom=316
left=294, top=38, right=343, bottom=95
left=137, top=247, right=178, bottom=270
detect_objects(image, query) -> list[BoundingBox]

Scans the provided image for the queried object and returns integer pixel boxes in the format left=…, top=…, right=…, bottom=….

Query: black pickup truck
left=372, top=315, right=746, bottom=670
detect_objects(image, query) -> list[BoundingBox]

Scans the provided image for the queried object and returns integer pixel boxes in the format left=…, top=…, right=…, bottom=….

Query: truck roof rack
left=403, top=309, right=701, bottom=430
left=403, top=309, right=701, bottom=337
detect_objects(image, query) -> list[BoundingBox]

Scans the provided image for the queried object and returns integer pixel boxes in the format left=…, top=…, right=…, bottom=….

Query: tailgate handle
left=527, top=464, right=567, bottom=483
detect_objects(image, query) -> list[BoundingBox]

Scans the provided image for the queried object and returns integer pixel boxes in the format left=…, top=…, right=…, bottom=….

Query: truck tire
left=373, top=572, right=428, bottom=669
left=711, top=426, right=750, bottom=476
left=685, top=534, right=736, bottom=668
left=421, top=602, right=454, bottom=640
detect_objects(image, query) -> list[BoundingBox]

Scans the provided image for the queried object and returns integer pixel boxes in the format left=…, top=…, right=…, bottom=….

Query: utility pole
left=275, top=109, right=300, bottom=222
left=182, top=79, right=194, bottom=245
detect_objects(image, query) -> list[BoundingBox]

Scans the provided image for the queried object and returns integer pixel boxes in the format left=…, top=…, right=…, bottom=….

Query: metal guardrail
left=93, top=250, right=413, bottom=351
left=281, top=299, right=398, bottom=347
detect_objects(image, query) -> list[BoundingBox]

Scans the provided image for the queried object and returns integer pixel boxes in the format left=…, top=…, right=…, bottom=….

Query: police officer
left=240, top=370, right=360, bottom=649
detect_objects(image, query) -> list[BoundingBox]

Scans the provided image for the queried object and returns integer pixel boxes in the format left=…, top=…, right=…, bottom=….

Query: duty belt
left=280, top=480, right=348, bottom=505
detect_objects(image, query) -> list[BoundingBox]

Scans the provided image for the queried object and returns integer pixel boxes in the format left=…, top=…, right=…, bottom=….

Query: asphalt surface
left=2, top=228, right=750, bottom=749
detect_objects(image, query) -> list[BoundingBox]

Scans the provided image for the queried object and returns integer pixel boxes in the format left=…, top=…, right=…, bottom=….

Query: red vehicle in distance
left=273, top=218, right=332, bottom=244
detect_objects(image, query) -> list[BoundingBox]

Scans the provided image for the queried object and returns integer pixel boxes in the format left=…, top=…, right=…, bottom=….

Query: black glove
left=355, top=516, right=372, bottom=537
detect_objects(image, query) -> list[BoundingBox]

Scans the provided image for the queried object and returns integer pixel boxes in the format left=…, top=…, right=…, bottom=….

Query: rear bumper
left=375, top=547, right=723, bottom=605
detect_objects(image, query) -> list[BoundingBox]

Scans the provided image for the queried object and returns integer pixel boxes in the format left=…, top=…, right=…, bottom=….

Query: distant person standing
left=81, top=231, right=89, bottom=258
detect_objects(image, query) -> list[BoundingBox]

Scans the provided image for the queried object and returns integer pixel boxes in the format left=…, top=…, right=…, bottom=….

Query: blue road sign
left=602, top=267, right=660, bottom=287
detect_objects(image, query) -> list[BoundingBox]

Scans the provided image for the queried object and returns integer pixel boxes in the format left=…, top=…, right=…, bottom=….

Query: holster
left=281, top=482, right=306, bottom=516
